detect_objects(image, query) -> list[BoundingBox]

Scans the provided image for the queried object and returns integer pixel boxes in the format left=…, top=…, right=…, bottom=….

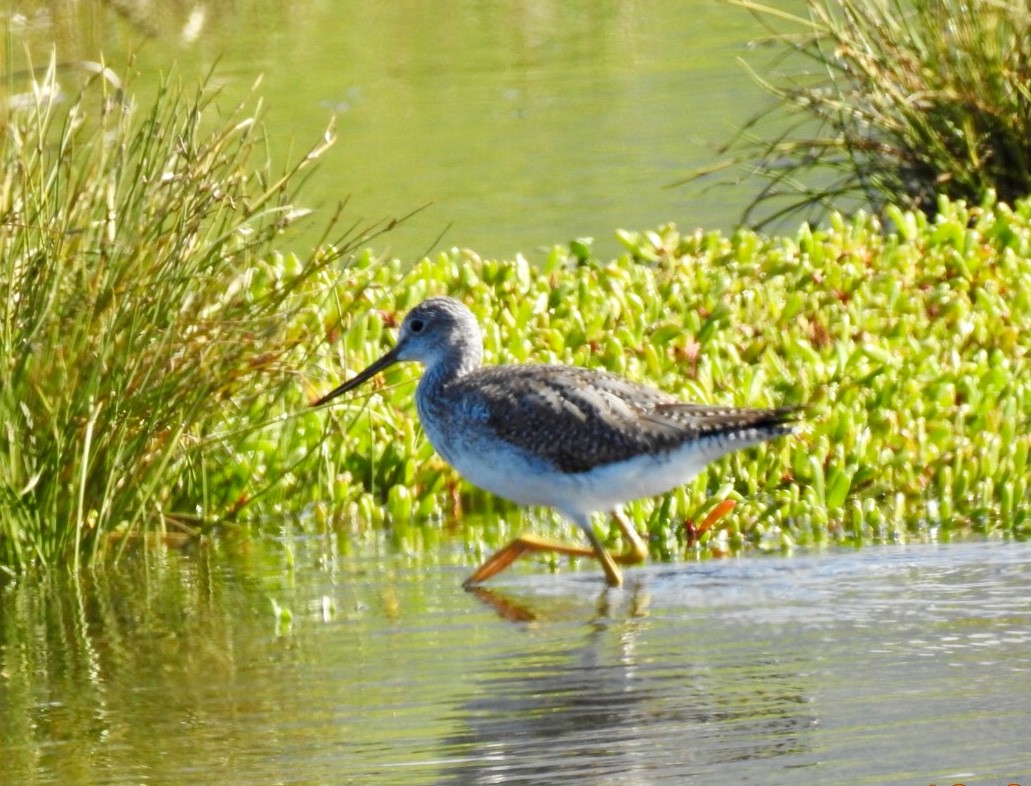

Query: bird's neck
left=416, top=343, right=480, bottom=428
left=419, top=341, right=481, bottom=392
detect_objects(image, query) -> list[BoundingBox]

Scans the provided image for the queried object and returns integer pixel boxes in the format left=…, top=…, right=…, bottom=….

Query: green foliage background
left=1, top=62, right=1029, bottom=574
left=290, top=200, right=1031, bottom=564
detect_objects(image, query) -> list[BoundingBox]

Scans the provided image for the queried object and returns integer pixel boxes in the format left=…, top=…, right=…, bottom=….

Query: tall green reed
left=680, top=0, right=1031, bottom=228
left=0, top=58, right=368, bottom=570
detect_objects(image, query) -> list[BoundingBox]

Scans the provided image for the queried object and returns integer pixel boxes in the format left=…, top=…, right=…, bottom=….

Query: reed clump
left=0, top=59, right=369, bottom=570
left=685, top=0, right=1031, bottom=228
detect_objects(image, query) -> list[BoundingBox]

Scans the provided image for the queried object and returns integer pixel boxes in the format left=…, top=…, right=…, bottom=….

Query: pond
left=5, top=0, right=792, bottom=262
left=4, top=5, right=1030, bottom=785
left=3, top=538, right=1030, bottom=785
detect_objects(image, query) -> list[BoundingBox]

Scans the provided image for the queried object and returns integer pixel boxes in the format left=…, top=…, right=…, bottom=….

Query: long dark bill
left=311, top=346, right=401, bottom=407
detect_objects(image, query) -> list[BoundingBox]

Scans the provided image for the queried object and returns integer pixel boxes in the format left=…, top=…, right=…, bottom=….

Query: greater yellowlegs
left=314, top=296, right=798, bottom=588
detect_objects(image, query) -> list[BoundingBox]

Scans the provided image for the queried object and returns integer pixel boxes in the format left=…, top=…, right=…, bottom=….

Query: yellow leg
left=463, top=533, right=607, bottom=588
left=581, top=526, right=623, bottom=588
left=462, top=509, right=648, bottom=589
left=611, top=508, right=648, bottom=565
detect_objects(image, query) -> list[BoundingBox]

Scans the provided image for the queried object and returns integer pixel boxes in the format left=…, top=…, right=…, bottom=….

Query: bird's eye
left=409, top=318, right=425, bottom=334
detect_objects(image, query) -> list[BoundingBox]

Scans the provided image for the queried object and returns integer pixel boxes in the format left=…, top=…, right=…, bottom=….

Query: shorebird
left=314, top=296, right=797, bottom=588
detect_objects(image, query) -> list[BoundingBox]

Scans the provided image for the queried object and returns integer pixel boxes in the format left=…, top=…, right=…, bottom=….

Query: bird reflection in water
left=466, top=582, right=651, bottom=623
left=437, top=585, right=814, bottom=785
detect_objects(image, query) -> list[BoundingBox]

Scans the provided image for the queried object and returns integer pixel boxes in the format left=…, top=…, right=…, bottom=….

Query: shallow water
left=2, top=538, right=1029, bottom=785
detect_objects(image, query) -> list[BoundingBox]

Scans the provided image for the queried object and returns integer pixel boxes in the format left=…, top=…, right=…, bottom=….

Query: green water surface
left=4, top=0, right=784, bottom=261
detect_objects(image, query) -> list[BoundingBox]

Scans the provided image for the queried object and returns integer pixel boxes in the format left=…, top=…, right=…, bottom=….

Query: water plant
left=682, top=0, right=1031, bottom=228
left=300, top=196, right=1031, bottom=565
left=2, top=58, right=1029, bottom=577
left=0, top=59, right=378, bottom=570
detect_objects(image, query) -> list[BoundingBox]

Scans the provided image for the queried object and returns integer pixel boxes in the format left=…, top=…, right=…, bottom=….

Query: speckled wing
left=455, top=364, right=797, bottom=473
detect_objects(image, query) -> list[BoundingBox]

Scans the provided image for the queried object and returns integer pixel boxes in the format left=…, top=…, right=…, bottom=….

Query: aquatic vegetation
left=1, top=61, right=1028, bottom=573
left=684, top=0, right=1031, bottom=228
left=0, top=60, right=381, bottom=570
left=299, top=196, right=1031, bottom=562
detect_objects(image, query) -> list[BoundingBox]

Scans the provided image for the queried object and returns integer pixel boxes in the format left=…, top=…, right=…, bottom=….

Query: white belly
left=433, top=431, right=720, bottom=521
